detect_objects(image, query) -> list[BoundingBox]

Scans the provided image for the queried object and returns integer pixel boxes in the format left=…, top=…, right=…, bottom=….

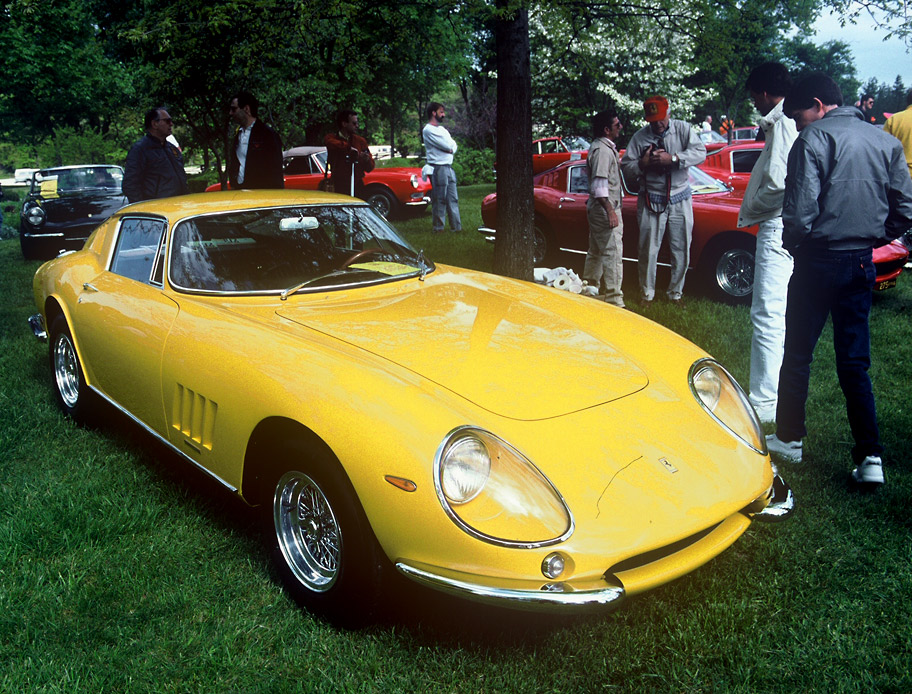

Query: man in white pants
left=737, top=62, right=798, bottom=423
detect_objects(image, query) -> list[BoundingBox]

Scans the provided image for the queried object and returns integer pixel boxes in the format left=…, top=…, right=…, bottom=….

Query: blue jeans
left=775, top=247, right=882, bottom=464
left=430, top=165, right=461, bottom=232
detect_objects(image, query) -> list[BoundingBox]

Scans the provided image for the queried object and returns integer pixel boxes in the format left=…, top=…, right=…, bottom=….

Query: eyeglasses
left=155, top=118, right=174, bottom=124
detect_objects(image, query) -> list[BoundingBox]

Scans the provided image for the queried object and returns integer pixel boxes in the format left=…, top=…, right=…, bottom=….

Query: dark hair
left=233, top=91, right=260, bottom=117
left=746, top=62, right=792, bottom=98
left=334, top=109, right=357, bottom=128
left=144, top=107, right=167, bottom=130
left=861, top=93, right=874, bottom=103
left=592, top=109, right=619, bottom=137
left=783, top=72, right=843, bottom=114
left=426, top=102, right=444, bottom=121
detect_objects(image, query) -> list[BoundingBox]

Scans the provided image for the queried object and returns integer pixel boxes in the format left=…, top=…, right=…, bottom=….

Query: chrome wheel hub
left=274, top=471, right=341, bottom=592
left=53, top=333, right=80, bottom=409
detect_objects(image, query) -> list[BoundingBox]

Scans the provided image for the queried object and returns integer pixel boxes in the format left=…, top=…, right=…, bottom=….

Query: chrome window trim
left=165, top=202, right=431, bottom=297
left=107, top=214, right=169, bottom=287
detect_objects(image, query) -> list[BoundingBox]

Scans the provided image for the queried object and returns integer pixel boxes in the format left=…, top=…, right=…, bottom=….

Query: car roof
left=38, top=164, right=123, bottom=172
left=283, top=146, right=326, bottom=157
left=117, top=190, right=364, bottom=218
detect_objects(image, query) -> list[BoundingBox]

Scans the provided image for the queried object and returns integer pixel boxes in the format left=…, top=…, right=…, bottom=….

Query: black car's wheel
left=48, top=315, right=96, bottom=422
left=267, top=448, right=384, bottom=627
left=365, top=187, right=397, bottom=219
left=704, top=237, right=755, bottom=304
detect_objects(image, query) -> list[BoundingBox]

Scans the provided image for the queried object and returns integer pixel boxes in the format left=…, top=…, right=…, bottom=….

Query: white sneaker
left=851, top=456, right=885, bottom=485
left=766, top=434, right=803, bottom=463
left=752, top=404, right=776, bottom=425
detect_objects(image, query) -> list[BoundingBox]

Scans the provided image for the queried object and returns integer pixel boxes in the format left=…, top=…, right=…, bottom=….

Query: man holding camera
left=324, top=109, right=374, bottom=199
left=621, top=96, right=706, bottom=303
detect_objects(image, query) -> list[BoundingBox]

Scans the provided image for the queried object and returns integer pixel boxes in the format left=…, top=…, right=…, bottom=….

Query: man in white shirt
left=736, top=62, right=798, bottom=424
left=227, top=91, right=284, bottom=189
left=422, top=102, right=462, bottom=233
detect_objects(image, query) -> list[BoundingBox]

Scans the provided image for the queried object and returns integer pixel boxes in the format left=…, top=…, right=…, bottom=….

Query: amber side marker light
left=385, top=475, right=418, bottom=492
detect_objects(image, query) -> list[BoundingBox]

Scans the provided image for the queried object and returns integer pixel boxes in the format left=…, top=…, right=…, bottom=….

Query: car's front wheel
left=267, top=448, right=384, bottom=627
left=703, top=237, right=755, bottom=304
left=48, top=315, right=96, bottom=422
left=364, top=187, right=397, bottom=219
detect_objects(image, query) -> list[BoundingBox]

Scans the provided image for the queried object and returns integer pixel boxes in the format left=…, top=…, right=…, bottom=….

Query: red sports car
left=531, top=136, right=590, bottom=174
left=206, top=146, right=431, bottom=218
left=699, top=142, right=765, bottom=192
left=478, top=159, right=908, bottom=302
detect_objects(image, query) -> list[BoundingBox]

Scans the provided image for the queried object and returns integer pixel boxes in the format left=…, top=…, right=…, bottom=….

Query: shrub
left=452, top=147, right=495, bottom=185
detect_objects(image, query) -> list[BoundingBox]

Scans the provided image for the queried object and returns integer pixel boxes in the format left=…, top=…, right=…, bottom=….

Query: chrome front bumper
left=396, top=562, right=625, bottom=613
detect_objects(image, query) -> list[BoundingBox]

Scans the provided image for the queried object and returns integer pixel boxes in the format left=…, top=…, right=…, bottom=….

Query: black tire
left=48, top=314, right=96, bottom=422
left=703, top=237, right=755, bottom=304
left=266, top=446, right=385, bottom=627
left=364, top=188, right=397, bottom=219
left=533, top=216, right=558, bottom=266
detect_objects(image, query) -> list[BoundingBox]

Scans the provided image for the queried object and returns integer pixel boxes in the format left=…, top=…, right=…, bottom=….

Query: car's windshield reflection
left=169, top=204, right=433, bottom=294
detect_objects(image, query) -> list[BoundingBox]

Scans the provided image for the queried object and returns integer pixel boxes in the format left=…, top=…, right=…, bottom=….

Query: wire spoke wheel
left=53, top=332, right=81, bottom=409
left=274, top=471, right=341, bottom=592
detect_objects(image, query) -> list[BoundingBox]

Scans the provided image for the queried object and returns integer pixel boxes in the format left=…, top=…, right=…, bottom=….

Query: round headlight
left=25, top=205, right=47, bottom=227
left=409, top=173, right=419, bottom=189
left=435, top=427, right=573, bottom=547
left=440, top=436, right=491, bottom=504
left=690, top=358, right=764, bottom=453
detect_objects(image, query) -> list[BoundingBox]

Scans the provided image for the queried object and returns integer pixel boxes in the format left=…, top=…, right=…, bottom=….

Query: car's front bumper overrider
left=745, top=471, right=795, bottom=522
left=405, top=195, right=431, bottom=207
left=28, top=314, right=47, bottom=342
left=395, top=561, right=626, bottom=613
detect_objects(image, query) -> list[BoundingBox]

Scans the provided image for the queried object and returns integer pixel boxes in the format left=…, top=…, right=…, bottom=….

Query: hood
left=276, top=270, right=648, bottom=420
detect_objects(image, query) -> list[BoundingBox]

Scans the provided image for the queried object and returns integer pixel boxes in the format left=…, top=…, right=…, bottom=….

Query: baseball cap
left=643, top=96, right=669, bottom=122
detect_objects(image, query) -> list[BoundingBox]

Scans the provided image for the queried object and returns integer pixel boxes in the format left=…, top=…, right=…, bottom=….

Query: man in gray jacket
left=766, top=73, right=912, bottom=486
left=621, top=96, right=706, bottom=303
left=737, top=63, right=798, bottom=424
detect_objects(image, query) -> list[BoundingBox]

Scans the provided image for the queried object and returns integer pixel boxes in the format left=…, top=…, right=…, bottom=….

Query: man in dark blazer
left=227, top=92, right=284, bottom=189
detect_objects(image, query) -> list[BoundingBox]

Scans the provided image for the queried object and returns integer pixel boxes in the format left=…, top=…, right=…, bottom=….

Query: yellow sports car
left=29, top=190, right=794, bottom=626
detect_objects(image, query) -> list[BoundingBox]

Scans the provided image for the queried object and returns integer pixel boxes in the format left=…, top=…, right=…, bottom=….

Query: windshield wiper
left=279, top=267, right=379, bottom=300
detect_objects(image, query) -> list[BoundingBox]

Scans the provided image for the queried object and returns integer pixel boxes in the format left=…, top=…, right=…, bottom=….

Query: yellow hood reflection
left=276, top=271, right=648, bottom=420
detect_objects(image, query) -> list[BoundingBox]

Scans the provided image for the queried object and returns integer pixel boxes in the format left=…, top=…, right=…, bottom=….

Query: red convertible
left=479, top=159, right=908, bottom=302
left=206, top=146, right=431, bottom=218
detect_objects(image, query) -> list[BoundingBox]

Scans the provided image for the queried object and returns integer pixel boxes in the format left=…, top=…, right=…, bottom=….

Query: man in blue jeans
left=766, top=73, right=912, bottom=486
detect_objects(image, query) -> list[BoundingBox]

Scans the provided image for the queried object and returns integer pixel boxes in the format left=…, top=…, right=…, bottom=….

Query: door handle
left=83, top=283, right=99, bottom=292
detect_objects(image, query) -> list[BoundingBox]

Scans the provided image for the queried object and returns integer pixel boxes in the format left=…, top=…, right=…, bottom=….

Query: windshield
left=563, top=136, right=590, bottom=152
left=31, top=166, right=123, bottom=197
left=698, top=131, right=727, bottom=144
left=573, top=164, right=730, bottom=197
left=169, top=204, right=433, bottom=294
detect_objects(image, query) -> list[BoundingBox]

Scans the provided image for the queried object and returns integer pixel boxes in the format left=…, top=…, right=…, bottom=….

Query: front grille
left=606, top=522, right=722, bottom=574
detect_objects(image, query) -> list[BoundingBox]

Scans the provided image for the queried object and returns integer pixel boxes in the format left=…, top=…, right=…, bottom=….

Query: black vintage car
left=19, top=165, right=128, bottom=260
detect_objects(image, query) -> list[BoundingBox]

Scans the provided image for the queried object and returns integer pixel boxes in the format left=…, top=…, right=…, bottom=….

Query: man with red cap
left=621, top=95, right=706, bottom=303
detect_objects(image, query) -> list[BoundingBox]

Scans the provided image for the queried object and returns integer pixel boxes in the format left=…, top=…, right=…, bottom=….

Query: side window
left=110, top=217, right=167, bottom=284
left=732, top=150, right=761, bottom=173
left=568, top=166, right=589, bottom=194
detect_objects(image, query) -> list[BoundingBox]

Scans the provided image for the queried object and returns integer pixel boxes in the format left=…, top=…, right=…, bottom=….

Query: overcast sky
left=812, top=9, right=911, bottom=92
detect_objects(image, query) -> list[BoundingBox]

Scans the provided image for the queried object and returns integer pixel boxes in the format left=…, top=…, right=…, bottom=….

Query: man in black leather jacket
left=123, top=107, right=189, bottom=204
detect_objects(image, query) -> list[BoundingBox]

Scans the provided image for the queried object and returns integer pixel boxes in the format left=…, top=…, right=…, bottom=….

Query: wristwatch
left=671, top=154, right=679, bottom=167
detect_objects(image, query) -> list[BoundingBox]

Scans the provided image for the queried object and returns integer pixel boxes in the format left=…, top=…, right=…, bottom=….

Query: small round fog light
left=541, top=552, right=565, bottom=579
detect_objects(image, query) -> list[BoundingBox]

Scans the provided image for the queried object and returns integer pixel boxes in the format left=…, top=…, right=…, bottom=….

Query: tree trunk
left=493, top=2, right=534, bottom=281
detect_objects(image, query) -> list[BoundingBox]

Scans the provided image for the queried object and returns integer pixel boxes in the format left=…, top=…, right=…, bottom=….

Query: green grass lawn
left=2, top=198, right=911, bottom=692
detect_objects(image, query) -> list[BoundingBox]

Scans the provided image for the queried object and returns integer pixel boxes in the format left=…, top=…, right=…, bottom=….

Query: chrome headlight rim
left=24, top=203, right=47, bottom=227
left=409, top=173, right=419, bottom=189
left=689, top=358, right=766, bottom=455
left=433, top=425, right=575, bottom=549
